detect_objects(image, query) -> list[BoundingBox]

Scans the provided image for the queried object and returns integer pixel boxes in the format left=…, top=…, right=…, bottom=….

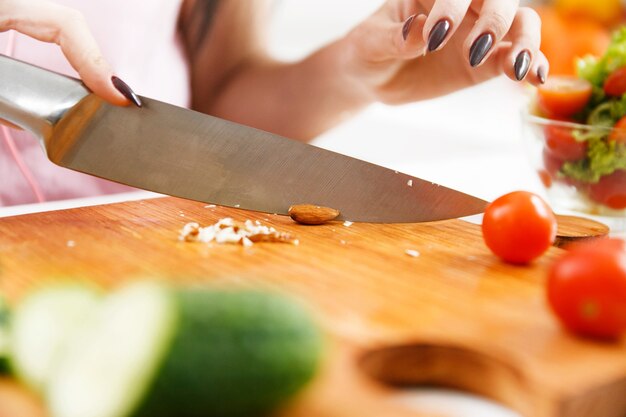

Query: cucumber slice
left=49, top=281, right=176, bottom=417
left=49, top=281, right=322, bottom=417
left=0, top=295, right=10, bottom=374
left=10, top=284, right=101, bottom=391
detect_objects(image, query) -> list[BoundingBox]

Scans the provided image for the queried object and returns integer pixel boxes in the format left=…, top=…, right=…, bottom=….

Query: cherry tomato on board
left=604, top=67, right=626, bottom=97
left=547, top=238, right=626, bottom=340
left=588, top=170, right=626, bottom=209
left=537, top=76, right=593, bottom=118
left=482, top=191, right=558, bottom=264
left=544, top=125, right=588, bottom=161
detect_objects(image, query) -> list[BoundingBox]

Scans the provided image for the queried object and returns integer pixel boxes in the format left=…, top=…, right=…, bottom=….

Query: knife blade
left=0, top=54, right=487, bottom=222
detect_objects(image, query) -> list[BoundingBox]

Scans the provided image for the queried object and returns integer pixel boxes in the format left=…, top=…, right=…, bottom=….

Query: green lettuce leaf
left=577, top=27, right=626, bottom=87
left=586, top=95, right=626, bottom=127
left=562, top=137, right=626, bottom=182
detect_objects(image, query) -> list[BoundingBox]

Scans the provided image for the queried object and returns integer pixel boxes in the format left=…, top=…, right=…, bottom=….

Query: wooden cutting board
left=0, top=197, right=621, bottom=417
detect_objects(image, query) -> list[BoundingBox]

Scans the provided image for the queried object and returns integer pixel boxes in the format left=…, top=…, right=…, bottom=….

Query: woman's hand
left=0, top=0, right=134, bottom=106
left=343, top=0, right=547, bottom=103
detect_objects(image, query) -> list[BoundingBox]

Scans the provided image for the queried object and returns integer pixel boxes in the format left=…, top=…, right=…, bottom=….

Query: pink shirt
left=0, top=0, right=190, bottom=206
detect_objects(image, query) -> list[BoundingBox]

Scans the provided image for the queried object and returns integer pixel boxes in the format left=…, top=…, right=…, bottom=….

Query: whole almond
left=288, top=204, right=340, bottom=225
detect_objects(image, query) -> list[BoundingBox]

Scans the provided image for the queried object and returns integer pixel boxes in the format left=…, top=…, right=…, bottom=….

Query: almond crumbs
left=179, top=218, right=298, bottom=247
left=405, top=249, right=420, bottom=258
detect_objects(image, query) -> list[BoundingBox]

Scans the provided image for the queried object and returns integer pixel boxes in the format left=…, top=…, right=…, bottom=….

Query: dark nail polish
left=111, top=76, right=142, bottom=107
left=514, top=50, right=531, bottom=81
left=402, top=14, right=416, bottom=41
left=428, top=19, right=451, bottom=52
left=469, top=33, right=494, bottom=67
left=537, top=66, right=547, bottom=84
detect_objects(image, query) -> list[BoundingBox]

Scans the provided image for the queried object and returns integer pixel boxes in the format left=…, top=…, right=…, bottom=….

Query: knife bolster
left=0, top=54, right=90, bottom=142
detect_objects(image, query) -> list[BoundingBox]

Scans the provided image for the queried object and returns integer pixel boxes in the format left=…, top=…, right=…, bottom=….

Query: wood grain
left=0, top=197, right=623, bottom=417
left=554, top=215, right=609, bottom=247
left=277, top=336, right=441, bottom=417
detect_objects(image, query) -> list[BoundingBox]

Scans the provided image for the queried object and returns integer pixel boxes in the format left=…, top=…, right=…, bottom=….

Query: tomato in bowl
left=522, top=113, right=626, bottom=218
left=522, top=28, right=626, bottom=232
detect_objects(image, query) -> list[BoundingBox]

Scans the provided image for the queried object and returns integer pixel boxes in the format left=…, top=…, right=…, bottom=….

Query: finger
left=422, top=0, right=472, bottom=53
left=499, top=7, right=542, bottom=82
left=472, top=39, right=549, bottom=86
left=464, top=0, right=520, bottom=68
left=398, top=13, right=428, bottom=59
left=465, top=42, right=511, bottom=81
left=351, top=12, right=427, bottom=62
left=1, top=0, right=130, bottom=106
left=528, top=51, right=549, bottom=86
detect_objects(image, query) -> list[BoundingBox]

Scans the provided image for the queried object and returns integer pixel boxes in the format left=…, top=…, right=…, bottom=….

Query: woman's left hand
left=342, top=0, right=547, bottom=103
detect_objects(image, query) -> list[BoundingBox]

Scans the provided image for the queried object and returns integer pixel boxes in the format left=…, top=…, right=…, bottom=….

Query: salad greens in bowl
left=523, top=27, right=626, bottom=229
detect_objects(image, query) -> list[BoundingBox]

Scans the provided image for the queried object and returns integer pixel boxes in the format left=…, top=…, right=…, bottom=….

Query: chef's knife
left=0, top=54, right=487, bottom=222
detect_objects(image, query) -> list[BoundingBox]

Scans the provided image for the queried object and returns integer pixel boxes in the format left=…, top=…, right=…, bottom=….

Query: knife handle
left=0, top=54, right=90, bottom=140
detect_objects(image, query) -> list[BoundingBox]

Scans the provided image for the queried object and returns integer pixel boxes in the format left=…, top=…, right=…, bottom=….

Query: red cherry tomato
left=604, top=67, right=626, bottom=97
left=547, top=238, right=626, bottom=339
left=537, top=76, right=593, bottom=118
left=588, top=170, right=626, bottom=209
left=544, top=125, right=588, bottom=161
left=608, top=116, right=626, bottom=143
left=482, top=191, right=558, bottom=264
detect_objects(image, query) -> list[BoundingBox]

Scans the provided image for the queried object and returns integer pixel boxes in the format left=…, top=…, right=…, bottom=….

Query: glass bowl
left=521, top=111, right=626, bottom=234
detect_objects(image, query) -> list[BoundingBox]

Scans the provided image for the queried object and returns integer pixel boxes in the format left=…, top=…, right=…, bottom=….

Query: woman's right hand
left=0, top=0, right=132, bottom=106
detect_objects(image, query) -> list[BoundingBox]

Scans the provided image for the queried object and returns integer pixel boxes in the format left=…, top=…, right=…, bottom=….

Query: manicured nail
left=514, top=50, right=531, bottom=81
left=537, top=66, right=547, bottom=84
left=111, top=76, right=142, bottom=107
left=428, top=19, right=451, bottom=52
left=402, top=14, right=416, bottom=41
left=469, top=33, right=494, bottom=67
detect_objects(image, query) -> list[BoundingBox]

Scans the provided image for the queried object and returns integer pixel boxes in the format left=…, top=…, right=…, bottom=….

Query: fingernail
left=514, top=50, right=531, bottom=81
left=537, top=66, right=547, bottom=84
left=428, top=19, right=451, bottom=52
left=469, top=33, right=494, bottom=67
left=402, top=14, right=416, bottom=41
left=111, top=76, right=143, bottom=107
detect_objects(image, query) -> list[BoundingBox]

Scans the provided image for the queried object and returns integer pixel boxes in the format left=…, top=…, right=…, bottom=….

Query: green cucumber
left=0, top=294, right=10, bottom=374
left=49, top=281, right=322, bottom=417
left=10, top=283, right=101, bottom=391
